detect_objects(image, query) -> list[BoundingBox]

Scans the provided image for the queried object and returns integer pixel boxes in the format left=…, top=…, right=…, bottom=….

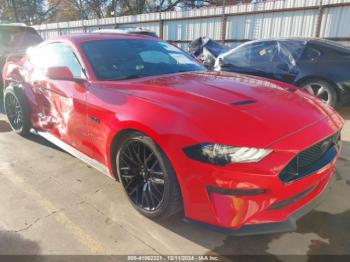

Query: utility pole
left=221, top=0, right=227, bottom=44
left=111, top=0, right=116, bottom=16
left=11, top=0, right=19, bottom=22
left=315, top=0, right=324, bottom=37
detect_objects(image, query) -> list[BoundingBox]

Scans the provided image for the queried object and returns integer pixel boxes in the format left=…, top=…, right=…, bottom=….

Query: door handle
left=33, top=80, right=44, bottom=86
left=89, top=116, right=100, bottom=124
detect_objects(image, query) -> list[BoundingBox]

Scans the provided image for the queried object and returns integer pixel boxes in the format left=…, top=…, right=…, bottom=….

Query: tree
left=0, top=0, right=267, bottom=24
left=181, top=0, right=258, bottom=8
left=48, top=0, right=113, bottom=21
left=118, top=0, right=187, bottom=15
left=86, top=0, right=111, bottom=18
left=47, top=0, right=85, bottom=22
left=0, top=0, right=59, bottom=24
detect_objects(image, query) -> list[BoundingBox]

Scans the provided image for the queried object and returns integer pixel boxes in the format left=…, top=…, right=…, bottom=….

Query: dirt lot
left=0, top=99, right=349, bottom=258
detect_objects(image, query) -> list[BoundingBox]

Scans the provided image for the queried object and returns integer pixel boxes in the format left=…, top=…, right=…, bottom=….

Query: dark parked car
left=214, top=38, right=350, bottom=107
left=0, top=24, right=42, bottom=89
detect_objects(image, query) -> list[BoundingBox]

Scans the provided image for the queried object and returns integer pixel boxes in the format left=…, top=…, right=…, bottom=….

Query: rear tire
left=4, top=86, right=30, bottom=136
left=300, top=79, right=338, bottom=107
left=0, top=82, right=3, bottom=100
left=115, top=132, right=182, bottom=219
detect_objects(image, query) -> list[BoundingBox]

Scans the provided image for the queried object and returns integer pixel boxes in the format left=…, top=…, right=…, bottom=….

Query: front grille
left=279, top=132, right=340, bottom=183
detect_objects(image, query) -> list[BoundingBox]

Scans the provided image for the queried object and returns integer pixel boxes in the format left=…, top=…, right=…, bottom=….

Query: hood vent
left=231, top=100, right=257, bottom=106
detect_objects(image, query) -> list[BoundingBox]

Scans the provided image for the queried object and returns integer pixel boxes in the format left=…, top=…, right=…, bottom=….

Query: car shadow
left=157, top=208, right=350, bottom=259
left=0, top=230, right=41, bottom=255
left=153, top=140, right=350, bottom=259
left=26, top=134, right=66, bottom=153
left=0, top=120, right=12, bottom=133
left=1, top=91, right=350, bottom=258
left=338, top=106, right=350, bottom=120
left=155, top=208, right=350, bottom=258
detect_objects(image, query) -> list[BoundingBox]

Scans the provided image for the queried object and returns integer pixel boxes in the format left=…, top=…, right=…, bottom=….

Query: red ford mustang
left=2, top=34, right=344, bottom=235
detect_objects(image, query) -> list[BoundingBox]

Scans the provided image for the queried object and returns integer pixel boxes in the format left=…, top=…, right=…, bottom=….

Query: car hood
left=104, top=71, right=339, bottom=148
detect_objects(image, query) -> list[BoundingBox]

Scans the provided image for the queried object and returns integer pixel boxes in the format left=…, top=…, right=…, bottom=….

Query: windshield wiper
left=175, top=69, right=188, bottom=73
left=106, top=74, right=150, bottom=81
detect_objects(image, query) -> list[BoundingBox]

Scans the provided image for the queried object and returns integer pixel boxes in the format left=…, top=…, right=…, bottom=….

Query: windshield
left=0, top=28, right=42, bottom=54
left=221, top=41, right=278, bottom=67
left=81, top=39, right=205, bottom=80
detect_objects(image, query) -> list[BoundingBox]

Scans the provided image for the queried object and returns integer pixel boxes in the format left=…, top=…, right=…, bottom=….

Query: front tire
left=300, top=79, right=338, bottom=107
left=4, top=86, right=30, bottom=136
left=115, top=132, right=182, bottom=219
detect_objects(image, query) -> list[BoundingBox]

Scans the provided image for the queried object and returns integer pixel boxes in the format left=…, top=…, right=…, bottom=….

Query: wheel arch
left=106, top=122, right=171, bottom=180
left=295, top=76, right=341, bottom=103
left=106, top=122, right=186, bottom=210
left=111, top=126, right=184, bottom=218
left=105, top=114, right=205, bottom=181
left=3, top=84, right=31, bottom=135
left=5, top=79, right=37, bottom=108
left=4, top=84, right=30, bottom=110
left=104, top=112, right=207, bottom=214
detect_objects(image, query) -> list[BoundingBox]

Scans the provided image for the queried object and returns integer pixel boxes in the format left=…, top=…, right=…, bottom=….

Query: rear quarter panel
left=295, top=60, right=350, bottom=86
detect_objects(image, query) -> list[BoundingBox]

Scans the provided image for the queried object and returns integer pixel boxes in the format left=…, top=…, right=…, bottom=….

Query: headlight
left=183, top=143, right=272, bottom=166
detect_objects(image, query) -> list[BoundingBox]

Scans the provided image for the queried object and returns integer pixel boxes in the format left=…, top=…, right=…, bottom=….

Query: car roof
left=218, top=38, right=311, bottom=58
left=0, top=24, right=36, bottom=31
left=245, top=38, right=311, bottom=44
left=245, top=37, right=346, bottom=45
left=47, top=33, right=158, bottom=45
left=247, top=38, right=350, bottom=51
left=94, top=28, right=154, bottom=33
left=93, top=28, right=159, bottom=38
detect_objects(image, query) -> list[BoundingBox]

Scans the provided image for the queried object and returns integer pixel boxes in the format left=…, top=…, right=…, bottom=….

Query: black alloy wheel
left=4, top=87, right=30, bottom=136
left=5, top=92, right=24, bottom=131
left=119, top=139, right=165, bottom=211
left=116, top=132, right=182, bottom=219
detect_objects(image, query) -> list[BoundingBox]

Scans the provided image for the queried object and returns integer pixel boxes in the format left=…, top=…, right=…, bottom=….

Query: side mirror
left=46, top=66, right=75, bottom=81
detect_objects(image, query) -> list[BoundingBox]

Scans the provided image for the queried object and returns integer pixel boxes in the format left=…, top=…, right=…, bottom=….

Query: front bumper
left=184, top=171, right=336, bottom=236
left=174, top=115, right=343, bottom=234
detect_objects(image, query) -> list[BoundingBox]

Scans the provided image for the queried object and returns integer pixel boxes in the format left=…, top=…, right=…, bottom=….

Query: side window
left=0, top=30, right=11, bottom=50
left=248, top=42, right=278, bottom=63
left=62, top=46, right=85, bottom=78
left=29, top=45, right=52, bottom=68
left=302, top=46, right=321, bottom=61
left=224, top=44, right=251, bottom=67
left=29, top=43, right=85, bottom=79
left=224, top=42, right=277, bottom=67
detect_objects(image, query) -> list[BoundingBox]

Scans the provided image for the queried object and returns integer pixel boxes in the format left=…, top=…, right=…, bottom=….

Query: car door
left=221, top=41, right=282, bottom=79
left=29, top=42, right=90, bottom=153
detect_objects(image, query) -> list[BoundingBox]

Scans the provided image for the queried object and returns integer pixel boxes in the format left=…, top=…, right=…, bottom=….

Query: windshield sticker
left=170, top=53, right=193, bottom=64
left=259, top=49, right=267, bottom=56
left=158, top=42, right=179, bottom=52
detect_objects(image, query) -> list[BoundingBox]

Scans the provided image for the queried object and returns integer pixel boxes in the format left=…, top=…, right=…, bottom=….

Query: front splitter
left=184, top=173, right=336, bottom=236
